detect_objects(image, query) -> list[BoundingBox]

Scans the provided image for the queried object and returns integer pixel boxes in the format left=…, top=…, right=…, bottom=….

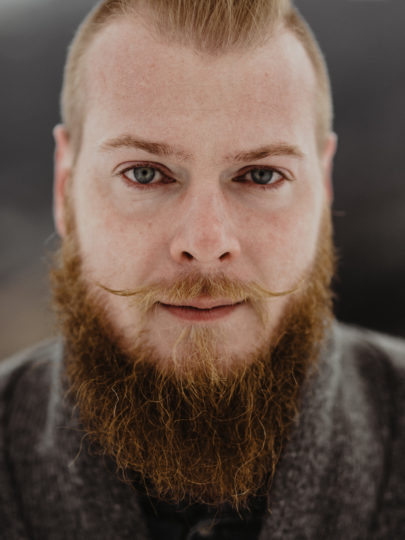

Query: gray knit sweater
left=0, top=322, right=404, bottom=539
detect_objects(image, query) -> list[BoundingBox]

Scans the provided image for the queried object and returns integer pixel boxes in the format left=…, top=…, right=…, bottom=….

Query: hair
left=61, top=0, right=333, bottom=157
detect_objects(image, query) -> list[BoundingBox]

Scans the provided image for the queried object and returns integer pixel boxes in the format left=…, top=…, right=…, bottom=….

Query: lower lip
left=160, top=303, right=242, bottom=321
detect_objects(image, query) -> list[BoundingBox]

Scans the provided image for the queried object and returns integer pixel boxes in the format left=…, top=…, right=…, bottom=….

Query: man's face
left=54, top=16, right=335, bottom=371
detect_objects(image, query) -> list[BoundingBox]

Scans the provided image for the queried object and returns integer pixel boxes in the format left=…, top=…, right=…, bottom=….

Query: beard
left=50, top=207, right=335, bottom=511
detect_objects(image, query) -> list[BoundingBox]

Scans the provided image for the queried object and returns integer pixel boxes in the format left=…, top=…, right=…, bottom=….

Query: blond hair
left=61, top=0, right=333, bottom=156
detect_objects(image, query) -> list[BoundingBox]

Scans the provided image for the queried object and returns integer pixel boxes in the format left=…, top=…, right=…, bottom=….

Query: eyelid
left=238, top=164, right=290, bottom=177
left=115, top=161, right=174, bottom=177
left=118, top=163, right=179, bottom=191
left=234, top=165, right=292, bottom=184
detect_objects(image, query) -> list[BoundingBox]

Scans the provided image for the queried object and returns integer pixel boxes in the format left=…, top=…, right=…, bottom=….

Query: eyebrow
left=99, top=134, right=304, bottom=163
left=99, top=135, right=192, bottom=161
left=227, top=143, right=304, bottom=163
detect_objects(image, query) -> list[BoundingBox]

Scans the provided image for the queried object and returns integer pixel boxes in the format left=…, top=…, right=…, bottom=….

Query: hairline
left=62, top=5, right=332, bottom=161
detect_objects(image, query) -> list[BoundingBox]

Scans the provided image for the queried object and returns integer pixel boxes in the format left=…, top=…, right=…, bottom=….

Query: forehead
left=82, top=15, right=318, bottom=155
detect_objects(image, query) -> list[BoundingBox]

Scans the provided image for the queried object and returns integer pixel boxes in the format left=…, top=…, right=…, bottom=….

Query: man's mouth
left=159, top=300, right=244, bottom=322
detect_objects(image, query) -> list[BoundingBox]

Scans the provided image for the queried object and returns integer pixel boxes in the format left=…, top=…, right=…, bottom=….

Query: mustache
left=97, top=271, right=301, bottom=324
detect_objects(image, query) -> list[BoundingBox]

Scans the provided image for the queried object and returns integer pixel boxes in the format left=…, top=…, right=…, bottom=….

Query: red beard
left=50, top=207, right=335, bottom=510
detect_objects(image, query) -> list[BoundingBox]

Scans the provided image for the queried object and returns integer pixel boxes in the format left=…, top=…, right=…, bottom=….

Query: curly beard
left=50, top=207, right=334, bottom=511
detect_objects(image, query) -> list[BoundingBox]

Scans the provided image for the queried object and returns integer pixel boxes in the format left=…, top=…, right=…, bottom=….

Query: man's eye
left=248, top=168, right=283, bottom=185
left=234, top=168, right=285, bottom=187
left=123, top=166, right=163, bottom=185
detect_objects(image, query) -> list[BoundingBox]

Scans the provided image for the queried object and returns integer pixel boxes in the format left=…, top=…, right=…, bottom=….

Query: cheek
left=247, top=194, right=323, bottom=289
left=72, top=177, right=166, bottom=286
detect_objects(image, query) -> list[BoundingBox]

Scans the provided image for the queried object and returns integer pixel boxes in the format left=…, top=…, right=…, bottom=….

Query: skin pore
left=52, top=13, right=337, bottom=509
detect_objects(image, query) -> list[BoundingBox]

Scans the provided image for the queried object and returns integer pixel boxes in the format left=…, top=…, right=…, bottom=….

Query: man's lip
left=159, top=299, right=243, bottom=310
left=158, top=301, right=244, bottom=322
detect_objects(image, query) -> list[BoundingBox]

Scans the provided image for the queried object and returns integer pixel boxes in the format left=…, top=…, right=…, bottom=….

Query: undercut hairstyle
left=61, top=0, right=333, bottom=157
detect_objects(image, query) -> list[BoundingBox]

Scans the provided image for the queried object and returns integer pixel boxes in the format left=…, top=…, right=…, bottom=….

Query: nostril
left=219, top=251, right=230, bottom=261
left=182, top=251, right=194, bottom=261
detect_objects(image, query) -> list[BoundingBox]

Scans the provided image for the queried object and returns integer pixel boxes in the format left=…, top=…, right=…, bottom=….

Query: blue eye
left=130, top=166, right=156, bottom=184
left=251, top=169, right=278, bottom=185
left=120, top=164, right=175, bottom=189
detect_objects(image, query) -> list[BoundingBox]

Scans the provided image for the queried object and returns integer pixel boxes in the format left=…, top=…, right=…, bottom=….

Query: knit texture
left=0, top=322, right=404, bottom=539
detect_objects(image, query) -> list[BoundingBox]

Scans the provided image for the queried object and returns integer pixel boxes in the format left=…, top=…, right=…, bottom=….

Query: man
left=0, top=0, right=404, bottom=538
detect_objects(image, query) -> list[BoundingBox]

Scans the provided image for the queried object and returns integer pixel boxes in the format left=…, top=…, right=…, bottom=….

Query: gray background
left=0, top=0, right=404, bottom=359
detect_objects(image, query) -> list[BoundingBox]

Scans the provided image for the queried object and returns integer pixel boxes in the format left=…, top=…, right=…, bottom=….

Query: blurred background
left=0, top=0, right=404, bottom=359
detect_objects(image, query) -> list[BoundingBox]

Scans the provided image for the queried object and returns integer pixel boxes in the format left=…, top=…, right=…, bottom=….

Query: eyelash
left=118, top=162, right=288, bottom=191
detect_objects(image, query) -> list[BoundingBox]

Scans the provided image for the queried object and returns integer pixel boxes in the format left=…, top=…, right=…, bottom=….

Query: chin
left=119, top=318, right=272, bottom=377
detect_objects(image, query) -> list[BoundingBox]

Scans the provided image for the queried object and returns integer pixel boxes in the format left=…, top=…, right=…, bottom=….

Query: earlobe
left=53, top=124, right=73, bottom=238
left=322, top=132, right=338, bottom=205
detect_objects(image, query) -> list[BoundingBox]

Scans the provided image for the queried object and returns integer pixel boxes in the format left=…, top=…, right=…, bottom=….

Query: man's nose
left=169, top=189, right=241, bottom=266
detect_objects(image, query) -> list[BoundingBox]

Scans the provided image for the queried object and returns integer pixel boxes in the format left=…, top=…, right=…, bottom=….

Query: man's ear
left=53, top=125, right=73, bottom=238
left=321, top=132, right=338, bottom=205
